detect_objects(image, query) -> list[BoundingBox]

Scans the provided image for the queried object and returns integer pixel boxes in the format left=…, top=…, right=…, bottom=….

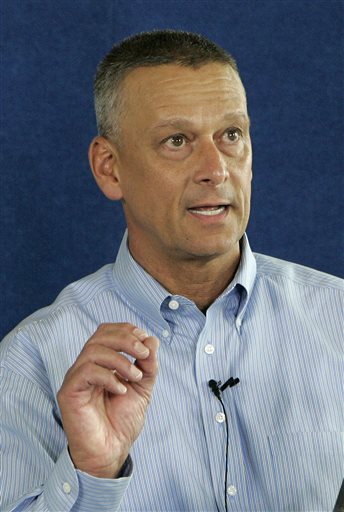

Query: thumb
left=136, top=335, right=159, bottom=387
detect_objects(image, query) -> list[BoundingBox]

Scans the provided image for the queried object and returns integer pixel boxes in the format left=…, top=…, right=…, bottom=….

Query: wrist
left=68, top=446, right=129, bottom=479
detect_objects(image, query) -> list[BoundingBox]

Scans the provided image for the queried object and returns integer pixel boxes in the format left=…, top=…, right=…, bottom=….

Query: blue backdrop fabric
left=1, top=0, right=343, bottom=338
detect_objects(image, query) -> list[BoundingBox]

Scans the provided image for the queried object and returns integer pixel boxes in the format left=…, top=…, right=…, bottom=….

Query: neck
left=128, top=242, right=241, bottom=311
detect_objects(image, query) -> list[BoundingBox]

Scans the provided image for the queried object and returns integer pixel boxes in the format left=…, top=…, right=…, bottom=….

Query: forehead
left=120, top=63, right=247, bottom=122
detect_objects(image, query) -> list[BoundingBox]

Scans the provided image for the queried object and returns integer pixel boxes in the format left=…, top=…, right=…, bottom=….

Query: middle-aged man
left=1, top=30, right=343, bottom=512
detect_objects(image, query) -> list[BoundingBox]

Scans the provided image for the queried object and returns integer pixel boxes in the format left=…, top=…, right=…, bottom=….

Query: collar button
left=168, top=299, right=180, bottom=310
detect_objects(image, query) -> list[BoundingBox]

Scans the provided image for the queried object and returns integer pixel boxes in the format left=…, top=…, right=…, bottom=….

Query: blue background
left=1, top=0, right=343, bottom=338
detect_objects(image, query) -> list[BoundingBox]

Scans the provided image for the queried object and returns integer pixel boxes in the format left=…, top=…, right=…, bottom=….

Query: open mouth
left=188, top=205, right=228, bottom=216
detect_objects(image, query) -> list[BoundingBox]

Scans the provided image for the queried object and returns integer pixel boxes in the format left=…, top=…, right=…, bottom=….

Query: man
left=0, top=30, right=342, bottom=512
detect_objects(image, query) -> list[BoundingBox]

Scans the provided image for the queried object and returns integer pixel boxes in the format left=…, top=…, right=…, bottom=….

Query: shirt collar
left=219, top=234, right=257, bottom=329
left=112, top=231, right=257, bottom=329
left=112, top=232, right=171, bottom=330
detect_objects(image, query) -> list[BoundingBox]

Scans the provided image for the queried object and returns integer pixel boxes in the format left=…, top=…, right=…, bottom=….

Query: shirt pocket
left=267, top=432, right=343, bottom=512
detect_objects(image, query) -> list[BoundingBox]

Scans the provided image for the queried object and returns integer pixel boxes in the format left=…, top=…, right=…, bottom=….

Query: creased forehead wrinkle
left=117, top=64, right=248, bottom=137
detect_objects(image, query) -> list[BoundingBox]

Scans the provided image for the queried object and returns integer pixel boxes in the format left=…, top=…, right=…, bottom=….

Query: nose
left=193, top=139, right=229, bottom=186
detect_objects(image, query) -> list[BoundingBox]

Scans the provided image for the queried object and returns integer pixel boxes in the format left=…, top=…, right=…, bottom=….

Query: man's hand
left=57, top=323, right=159, bottom=479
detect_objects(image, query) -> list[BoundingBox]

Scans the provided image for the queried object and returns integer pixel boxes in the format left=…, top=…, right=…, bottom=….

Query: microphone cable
left=208, top=377, right=239, bottom=512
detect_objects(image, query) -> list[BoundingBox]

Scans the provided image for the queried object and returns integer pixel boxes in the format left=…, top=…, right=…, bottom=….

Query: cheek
left=120, top=165, right=180, bottom=209
left=231, top=166, right=252, bottom=213
left=231, top=161, right=252, bottom=188
left=229, top=142, right=252, bottom=174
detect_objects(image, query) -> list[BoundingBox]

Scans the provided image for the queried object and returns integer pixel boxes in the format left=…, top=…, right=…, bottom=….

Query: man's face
left=114, top=62, right=252, bottom=265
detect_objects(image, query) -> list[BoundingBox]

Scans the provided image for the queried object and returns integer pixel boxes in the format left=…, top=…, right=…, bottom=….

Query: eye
left=163, top=134, right=187, bottom=149
left=223, top=128, right=242, bottom=143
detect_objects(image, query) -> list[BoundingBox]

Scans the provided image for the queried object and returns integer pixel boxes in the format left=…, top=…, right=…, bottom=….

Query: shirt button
left=204, top=344, right=215, bottom=354
left=62, top=482, right=71, bottom=494
left=168, top=299, right=180, bottom=310
left=215, top=412, right=225, bottom=423
left=237, top=318, right=242, bottom=327
left=227, top=485, right=237, bottom=496
left=162, top=330, right=170, bottom=338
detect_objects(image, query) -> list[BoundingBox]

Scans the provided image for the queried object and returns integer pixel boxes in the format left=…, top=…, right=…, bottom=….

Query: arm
left=0, top=323, right=159, bottom=511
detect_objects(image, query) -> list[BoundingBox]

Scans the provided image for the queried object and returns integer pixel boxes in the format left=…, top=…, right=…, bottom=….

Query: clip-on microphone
left=208, top=376, right=240, bottom=399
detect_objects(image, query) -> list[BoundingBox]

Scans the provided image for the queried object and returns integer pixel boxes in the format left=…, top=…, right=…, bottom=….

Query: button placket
left=196, top=303, right=247, bottom=510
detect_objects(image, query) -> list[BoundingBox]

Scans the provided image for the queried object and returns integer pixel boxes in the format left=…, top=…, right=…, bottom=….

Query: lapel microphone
left=208, top=376, right=240, bottom=399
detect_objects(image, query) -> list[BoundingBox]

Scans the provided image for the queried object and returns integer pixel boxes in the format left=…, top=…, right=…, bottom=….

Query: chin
left=182, top=237, right=239, bottom=261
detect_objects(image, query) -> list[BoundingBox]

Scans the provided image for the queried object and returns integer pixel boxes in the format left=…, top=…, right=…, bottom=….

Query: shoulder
left=251, top=253, right=343, bottom=346
left=254, top=252, right=343, bottom=294
left=1, top=263, right=117, bottom=354
left=18, top=263, right=117, bottom=326
left=251, top=253, right=343, bottom=358
left=0, top=263, right=120, bottom=388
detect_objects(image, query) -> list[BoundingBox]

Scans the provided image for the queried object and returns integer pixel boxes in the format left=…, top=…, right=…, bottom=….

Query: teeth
left=189, top=206, right=225, bottom=216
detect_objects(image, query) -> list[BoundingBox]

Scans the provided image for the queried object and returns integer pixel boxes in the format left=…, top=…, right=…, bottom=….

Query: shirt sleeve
left=0, top=365, right=132, bottom=512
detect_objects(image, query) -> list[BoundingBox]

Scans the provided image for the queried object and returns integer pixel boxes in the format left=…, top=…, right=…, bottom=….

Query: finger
left=136, top=336, right=160, bottom=382
left=61, top=362, right=128, bottom=397
left=86, top=323, right=150, bottom=360
left=71, top=344, right=143, bottom=382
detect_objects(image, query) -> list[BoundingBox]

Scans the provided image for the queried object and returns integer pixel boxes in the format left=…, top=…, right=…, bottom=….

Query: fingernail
left=133, top=328, right=148, bottom=341
left=131, top=366, right=143, bottom=379
left=134, top=341, right=149, bottom=356
left=118, top=383, right=127, bottom=394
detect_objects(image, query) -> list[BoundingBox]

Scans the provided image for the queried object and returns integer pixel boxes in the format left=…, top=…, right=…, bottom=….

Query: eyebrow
left=224, top=112, right=251, bottom=126
left=153, top=112, right=250, bottom=131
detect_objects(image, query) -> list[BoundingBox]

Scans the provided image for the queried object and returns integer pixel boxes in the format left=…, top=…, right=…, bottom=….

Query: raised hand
left=57, top=323, right=159, bottom=479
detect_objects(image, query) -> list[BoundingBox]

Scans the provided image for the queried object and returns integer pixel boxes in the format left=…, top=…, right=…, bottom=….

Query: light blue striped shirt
left=1, top=233, right=343, bottom=511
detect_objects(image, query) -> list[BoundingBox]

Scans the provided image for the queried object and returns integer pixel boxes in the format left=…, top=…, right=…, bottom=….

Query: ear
left=88, top=136, right=123, bottom=201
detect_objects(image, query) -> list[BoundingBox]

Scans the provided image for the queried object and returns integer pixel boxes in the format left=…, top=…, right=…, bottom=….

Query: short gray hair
left=94, top=30, right=239, bottom=141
